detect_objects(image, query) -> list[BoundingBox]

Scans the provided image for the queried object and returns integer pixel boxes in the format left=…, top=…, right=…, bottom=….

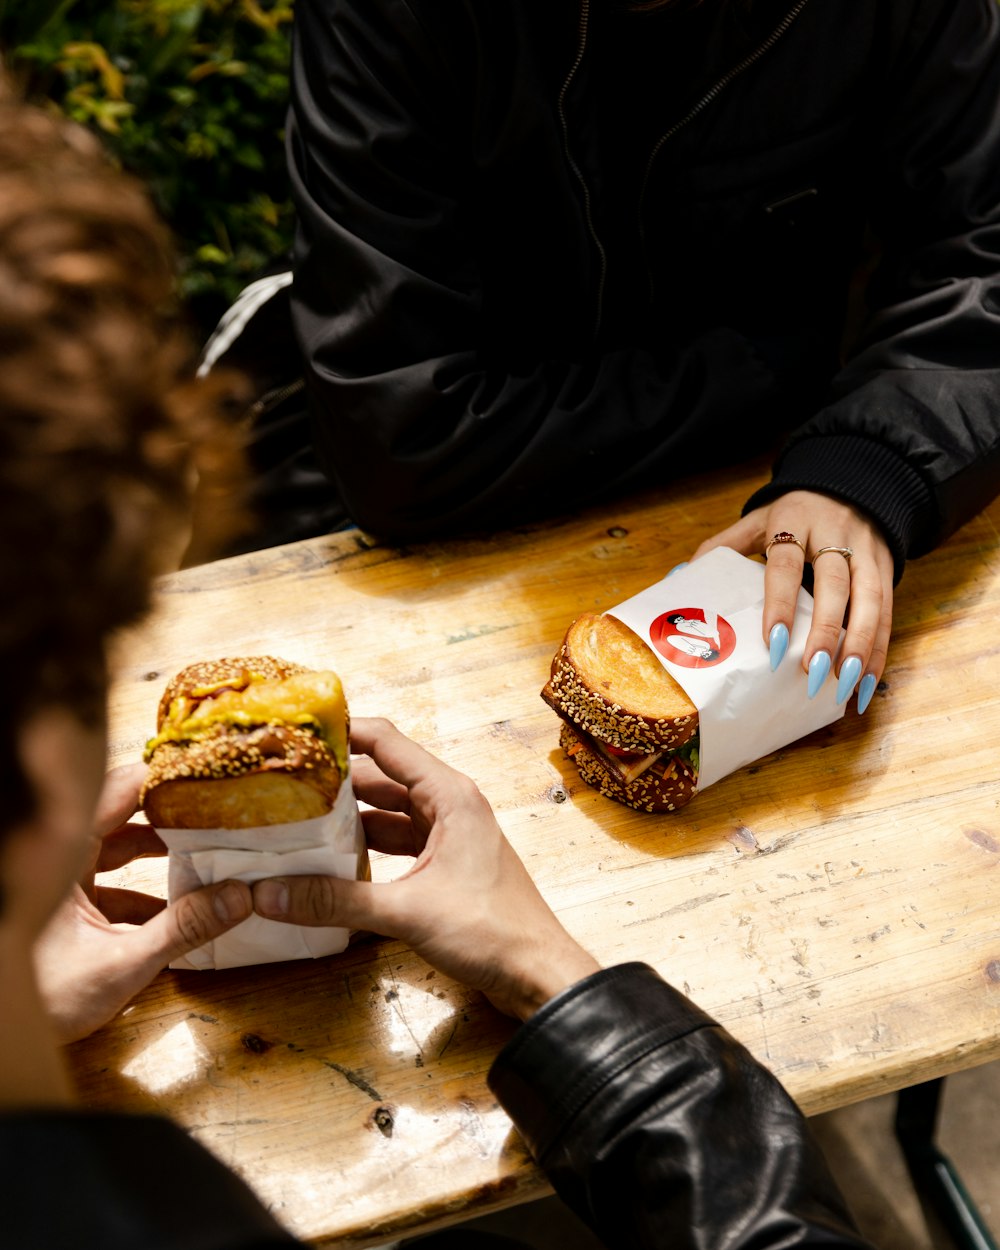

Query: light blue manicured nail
left=769, top=622, right=789, bottom=672
left=807, top=650, right=831, bottom=699
left=666, top=561, right=689, bottom=577
left=857, top=672, right=877, bottom=715
left=836, top=655, right=863, bottom=705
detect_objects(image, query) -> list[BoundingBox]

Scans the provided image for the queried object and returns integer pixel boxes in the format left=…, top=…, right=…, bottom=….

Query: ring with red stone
left=764, top=531, right=806, bottom=560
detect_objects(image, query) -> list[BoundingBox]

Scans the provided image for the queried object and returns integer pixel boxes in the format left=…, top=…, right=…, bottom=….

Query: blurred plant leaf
left=10, top=0, right=295, bottom=333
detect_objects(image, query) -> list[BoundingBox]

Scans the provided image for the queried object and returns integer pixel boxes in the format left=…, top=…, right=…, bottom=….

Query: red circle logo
left=649, top=608, right=736, bottom=669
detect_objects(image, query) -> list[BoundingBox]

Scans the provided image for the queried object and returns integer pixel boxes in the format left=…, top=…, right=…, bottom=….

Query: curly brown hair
left=0, top=98, right=245, bottom=836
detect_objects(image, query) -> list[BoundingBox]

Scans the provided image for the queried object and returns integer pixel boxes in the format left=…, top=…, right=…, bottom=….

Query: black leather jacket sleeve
left=489, top=963, right=874, bottom=1250
left=1, top=967, right=869, bottom=1248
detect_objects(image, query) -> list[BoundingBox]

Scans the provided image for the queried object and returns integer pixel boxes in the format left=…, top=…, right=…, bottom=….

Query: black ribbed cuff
left=743, top=434, right=934, bottom=582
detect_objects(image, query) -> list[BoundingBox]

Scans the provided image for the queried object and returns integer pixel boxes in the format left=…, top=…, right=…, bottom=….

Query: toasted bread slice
left=559, top=722, right=697, bottom=813
left=542, top=681, right=674, bottom=781
left=144, top=769, right=336, bottom=829
left=142, top=722, right=343, bottom=828
left=545, top=612, right=697, bottom=752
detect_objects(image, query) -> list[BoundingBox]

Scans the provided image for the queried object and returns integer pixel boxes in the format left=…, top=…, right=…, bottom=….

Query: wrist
left=505, top=938, right=601, bottom=1022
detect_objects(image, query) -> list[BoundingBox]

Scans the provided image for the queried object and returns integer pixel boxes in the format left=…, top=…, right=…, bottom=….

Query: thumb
left=253, top=875, right=398, bottom=938
left=128, top=880, right=253, bottom=968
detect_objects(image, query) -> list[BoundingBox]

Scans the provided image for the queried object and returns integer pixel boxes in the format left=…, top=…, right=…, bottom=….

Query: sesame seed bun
left=141, top=656, right=348, bottom=829
left=558, top=722, right=697, bottom=814
left=545, top=613, right=697, bottom=753
left=155, top=655, right=308, bottom=726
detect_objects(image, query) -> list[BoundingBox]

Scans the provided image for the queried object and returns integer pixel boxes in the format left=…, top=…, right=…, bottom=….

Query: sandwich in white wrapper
left=141, top=655, right=370, bottom=969
left=543, top=548, right=846, bottom=812
left=159, top=778, right=367, bottom=970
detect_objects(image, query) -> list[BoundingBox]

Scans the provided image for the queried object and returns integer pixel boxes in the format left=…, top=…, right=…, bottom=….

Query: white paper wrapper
left=606, top=547, right=846, bottom=792
left=157, top=773, right=368, bottom=970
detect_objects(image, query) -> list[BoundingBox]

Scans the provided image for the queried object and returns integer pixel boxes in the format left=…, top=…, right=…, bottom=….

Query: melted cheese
left=146, top=670, right=349, bottom=773
left=595, top=739, right=662, bottom=784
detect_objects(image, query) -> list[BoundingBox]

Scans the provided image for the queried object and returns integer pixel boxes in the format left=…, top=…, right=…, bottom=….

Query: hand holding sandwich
left=695, top=490, right=893, bottom=711
left=252, top=718, right=600, bottom=1020
left=35, top=763, right=253, bottom=1043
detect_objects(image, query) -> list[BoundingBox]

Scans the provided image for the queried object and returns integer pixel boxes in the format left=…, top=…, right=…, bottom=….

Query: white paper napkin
left=607, top=547, right=845, bottom=791
left=156, top=772, right=369, bottom=970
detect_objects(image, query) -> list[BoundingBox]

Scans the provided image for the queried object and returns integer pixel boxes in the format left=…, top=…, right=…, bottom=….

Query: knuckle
left=810, top=622, right=844, bottom=653
left=846, top=622, right=878, bottom=655
left=825, top=567, right=852, bottom=593
left=451, top=772, right=482, bottom=802
left=850, top=572, right=883, bottom=603
left=451, top=773, right=490, bottom=818
left=301, top=876, right=338, bottom=925
left=355, top=715, right=395, bottom=745
left=770, top=597, right=800, bottom=626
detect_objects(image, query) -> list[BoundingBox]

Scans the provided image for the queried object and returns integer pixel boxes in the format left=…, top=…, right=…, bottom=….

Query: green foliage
left=7, top=0, right=295, bottom=332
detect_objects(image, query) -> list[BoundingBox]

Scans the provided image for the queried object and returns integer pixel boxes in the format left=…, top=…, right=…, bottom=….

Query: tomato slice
left=601, top=742, right=645, bottom=760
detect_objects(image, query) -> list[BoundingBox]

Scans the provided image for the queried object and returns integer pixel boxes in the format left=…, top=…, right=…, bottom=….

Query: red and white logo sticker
left=649, top=607, right=736, bottom=669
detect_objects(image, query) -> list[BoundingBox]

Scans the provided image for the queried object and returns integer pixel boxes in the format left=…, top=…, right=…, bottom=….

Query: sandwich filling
left=145, top=665, right=349, bottom=778
left=593, top=735, right=700, bottom=785
left=558, top=722, right=697, bottom=813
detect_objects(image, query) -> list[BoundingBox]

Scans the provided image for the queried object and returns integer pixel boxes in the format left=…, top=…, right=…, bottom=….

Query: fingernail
left=213, top=882, right=246, bottom=924
left=666, top=562, right=689, bottom=577
left=836, top=655, right=863, bottom=705
left=807, top=650, right=831, bottom=699
left=254, top=879, right=289, bottom=918
left=769, top=622, right=789, bottom=671
left=857, top=672, right=877, bottom=715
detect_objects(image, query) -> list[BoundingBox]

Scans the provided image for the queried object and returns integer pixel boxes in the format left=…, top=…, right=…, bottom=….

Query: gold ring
left=812, top=545, right=853, bottom=563
left=764, top=531, right=805, bottom=560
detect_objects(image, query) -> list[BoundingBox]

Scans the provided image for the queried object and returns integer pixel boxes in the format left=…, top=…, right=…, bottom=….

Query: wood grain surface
left=66, top=460, right=1000, bottom=1247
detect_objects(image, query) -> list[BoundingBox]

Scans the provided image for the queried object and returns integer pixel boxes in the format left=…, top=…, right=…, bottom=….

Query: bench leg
left=894, top=1078, right=998, bottom=1250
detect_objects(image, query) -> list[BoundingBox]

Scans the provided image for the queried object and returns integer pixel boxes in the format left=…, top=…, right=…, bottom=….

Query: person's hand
left=34, top=763, right=253, bottom=1043
left=694, top=490, right=893, bottom=712
left=252, top=718, right=600, bottom=1020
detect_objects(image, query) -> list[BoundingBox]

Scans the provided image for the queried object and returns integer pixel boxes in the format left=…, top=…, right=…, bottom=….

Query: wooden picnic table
left=66, top=458, right=1000, bottom=1247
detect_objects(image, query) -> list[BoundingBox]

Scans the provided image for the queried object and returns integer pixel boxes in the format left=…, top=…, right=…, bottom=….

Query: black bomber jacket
left=288, top=0, right=1000, bottom=571
left=1, top=965, right=873, bottom=1248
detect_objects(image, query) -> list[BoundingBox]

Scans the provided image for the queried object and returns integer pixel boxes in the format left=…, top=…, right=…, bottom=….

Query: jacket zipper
left=249, top=375, right=305, bottom=419
left=558, top=0, right=608, bottom=341
left=637, top=0, right=812, bottom=301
